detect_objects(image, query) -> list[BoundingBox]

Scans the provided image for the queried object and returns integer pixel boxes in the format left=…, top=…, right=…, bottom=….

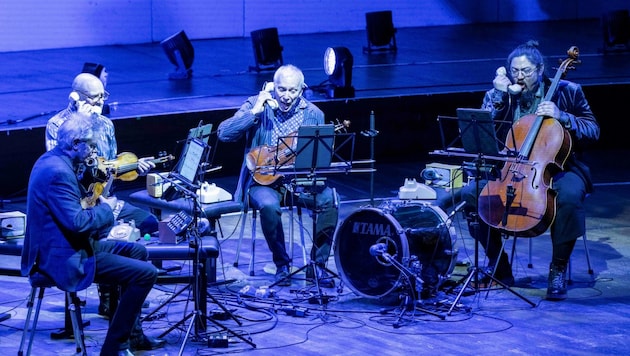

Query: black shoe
left=474, top=267, right=514, bottom=287
left=546, top=263, right=567, bottom=301
left=306, top=265, right=335, bottom=288
left=130, top=334, right=166, bottom=351
left=274, top=265, right=291, bottom=286
left=117, top=349, right=134, bottom=356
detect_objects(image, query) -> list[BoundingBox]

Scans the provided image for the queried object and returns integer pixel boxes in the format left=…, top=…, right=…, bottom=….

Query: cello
left=478, top=46, right=580, bottom=237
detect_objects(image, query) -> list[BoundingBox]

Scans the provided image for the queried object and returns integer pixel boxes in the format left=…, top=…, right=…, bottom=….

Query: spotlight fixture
left=161, top=30, right=195, bottom=80
left=323, top=46, right=355, bottom=99
left=249, top=27, right=284, bottom=72
left=602, top=9, right=630, bottom=53
left=363, top=10, right=397, bottom=54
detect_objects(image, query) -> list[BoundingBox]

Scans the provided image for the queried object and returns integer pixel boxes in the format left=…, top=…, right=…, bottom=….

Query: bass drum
left=334, top=200, right=457, bottom=299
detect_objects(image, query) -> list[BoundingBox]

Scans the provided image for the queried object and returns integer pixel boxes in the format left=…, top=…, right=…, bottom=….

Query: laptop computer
left=291, top=124, right=335, bottom=170
left=455, top=108, right=500, bottom=156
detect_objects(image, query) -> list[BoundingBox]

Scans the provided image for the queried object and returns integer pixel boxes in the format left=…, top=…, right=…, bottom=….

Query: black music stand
left=435, top=111, right=535, bottom=314
left=268, top=126, right=352, bottom=303
left=157, top=139, right=256, bottom=351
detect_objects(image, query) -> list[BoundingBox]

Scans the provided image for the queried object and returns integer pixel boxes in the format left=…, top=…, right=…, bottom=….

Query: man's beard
left=77, top=102, right=103, bottom=116
left=519, top=89, right=538, bottom=112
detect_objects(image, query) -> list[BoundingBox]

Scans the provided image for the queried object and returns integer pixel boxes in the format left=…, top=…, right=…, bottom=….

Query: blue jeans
left=248, top=183, right=338, bottom=268
left=92, top=239, right=157, bottom=355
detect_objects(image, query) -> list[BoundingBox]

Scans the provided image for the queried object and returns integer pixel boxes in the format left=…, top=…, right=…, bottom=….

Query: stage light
left=323, top=46, right=355, bottom=99
left=602, top=9, right=630, bottom=53
left=363, top=10, right=397, bottom=54
left=161, top=30, right=194, bottom=80
left=249, top=27, right=284, bottom=72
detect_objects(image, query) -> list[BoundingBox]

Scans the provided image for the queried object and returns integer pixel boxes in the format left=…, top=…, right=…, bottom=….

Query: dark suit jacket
left=20, top=147, right=114, bottom=292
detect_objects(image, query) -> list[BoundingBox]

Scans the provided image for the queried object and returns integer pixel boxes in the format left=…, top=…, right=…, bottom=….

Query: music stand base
left=446, top=266, right=536, bottom=315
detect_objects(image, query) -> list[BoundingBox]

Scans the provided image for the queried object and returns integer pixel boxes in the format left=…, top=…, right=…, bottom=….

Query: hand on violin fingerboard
left=136, top=157, right=156, bottom=176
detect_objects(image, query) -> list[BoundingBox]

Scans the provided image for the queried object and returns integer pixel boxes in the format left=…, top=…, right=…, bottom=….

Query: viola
left=478, top=47, right=580, bottom=237
left=81, top=152, right=174, bottom=208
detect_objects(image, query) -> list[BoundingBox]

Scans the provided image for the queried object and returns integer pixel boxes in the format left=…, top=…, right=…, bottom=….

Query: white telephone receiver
left=262, top=82, right=278, bottom=110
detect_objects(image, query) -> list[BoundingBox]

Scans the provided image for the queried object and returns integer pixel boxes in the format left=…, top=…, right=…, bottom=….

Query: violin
left=477, top=47, right=579, bottom=237
left=246, top=120, right=350, bottom=185
left=81, top=152, right=174, bottom=208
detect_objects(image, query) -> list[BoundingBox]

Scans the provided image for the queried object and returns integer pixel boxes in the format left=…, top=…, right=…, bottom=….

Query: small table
left=127, top=190, right=243, bottom=237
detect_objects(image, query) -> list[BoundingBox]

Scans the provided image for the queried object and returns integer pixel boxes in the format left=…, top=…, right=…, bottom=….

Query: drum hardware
left=369, top=242, right=446, bottom=326
left=334, top=200, right=459, bottom=301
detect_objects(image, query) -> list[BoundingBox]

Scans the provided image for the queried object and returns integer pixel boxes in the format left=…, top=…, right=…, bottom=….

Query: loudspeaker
left=363, top=11, right=397, bottom=54
left=249, top=27, right=284, bottom=72
left=146, top=172, right=171, bottom=198
left=602, top=9, right=630, bottom=53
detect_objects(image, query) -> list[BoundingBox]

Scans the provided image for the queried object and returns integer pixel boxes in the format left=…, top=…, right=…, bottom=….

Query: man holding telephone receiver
left=218, top=64, right=339, bottom=287
left=460, top=40, right=599, bottom=300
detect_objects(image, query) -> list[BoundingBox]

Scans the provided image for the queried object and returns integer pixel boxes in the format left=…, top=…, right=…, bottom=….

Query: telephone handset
left=69, top=91, right=103, bottom=115
left=496, top=67, right=523, bottom=95
left=262, top=82, right=279, bottom=110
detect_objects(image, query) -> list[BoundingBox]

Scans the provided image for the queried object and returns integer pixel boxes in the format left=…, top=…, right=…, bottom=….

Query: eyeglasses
left=510, top=67, right=537, bottom=78
left=79, top=90, right=109, bottom=102
left=77, top=139, right=97, bottom=150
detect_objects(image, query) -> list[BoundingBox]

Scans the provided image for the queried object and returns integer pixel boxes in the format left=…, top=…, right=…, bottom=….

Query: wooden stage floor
left=1, top=19, right=630, bottom=355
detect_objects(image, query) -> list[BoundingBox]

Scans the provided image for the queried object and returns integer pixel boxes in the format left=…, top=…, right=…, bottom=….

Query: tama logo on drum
left=351, top=221, right=393, bottom=236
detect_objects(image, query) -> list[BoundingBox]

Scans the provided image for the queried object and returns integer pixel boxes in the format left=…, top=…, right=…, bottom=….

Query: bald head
left=72, top=73, right=104, bottom=96
left=70, top=73, right=106, bottom=115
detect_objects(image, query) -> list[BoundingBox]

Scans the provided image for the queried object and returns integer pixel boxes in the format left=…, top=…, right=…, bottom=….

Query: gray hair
left=57, top=112, right=94, bottom=150
left=273, top=64, right=305, bottom=88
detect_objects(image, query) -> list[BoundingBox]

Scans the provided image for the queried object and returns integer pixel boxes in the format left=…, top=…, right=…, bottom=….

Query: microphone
left=369, top=243, right=387, bottom=257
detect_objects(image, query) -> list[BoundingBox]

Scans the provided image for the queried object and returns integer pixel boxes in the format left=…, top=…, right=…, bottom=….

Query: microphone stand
left=361, top=110, right=379, bottom=206
left=156, top=177, right=256, bottom=351
left=370, top=247, right=445, bottom=327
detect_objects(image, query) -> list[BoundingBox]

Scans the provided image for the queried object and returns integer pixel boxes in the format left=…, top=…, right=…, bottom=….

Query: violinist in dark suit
left=21, top=113, right=160, bottom=356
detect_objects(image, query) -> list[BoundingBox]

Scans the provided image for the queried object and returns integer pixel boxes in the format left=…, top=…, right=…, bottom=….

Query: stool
left=234, top=195, right=307, bottom=276
left=18, top=273, right=87, bottom=356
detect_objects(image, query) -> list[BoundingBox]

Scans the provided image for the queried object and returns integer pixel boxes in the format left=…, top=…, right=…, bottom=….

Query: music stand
left=435, top=110, right=535, bottom=314
left=268, top=125, right=345, bottom=301
left=158, top=139, right=257, bottom=351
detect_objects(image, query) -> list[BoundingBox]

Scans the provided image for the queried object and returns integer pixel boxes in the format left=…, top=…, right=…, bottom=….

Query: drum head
left=334, top=207, right=408, bottom=298
left=334, top=201, right=458, bottom=299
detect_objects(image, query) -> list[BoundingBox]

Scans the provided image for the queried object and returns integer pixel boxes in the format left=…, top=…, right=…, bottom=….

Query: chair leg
left=67, top=292, right=87, bottom=355
left=568, top=234, right=594, bottom=285
left=18, top=286, right=42, bottom=356
left=582, top=233, right=594, bottom=275
left=249, top=209, right=257, bottom=276
left=234, top=209, right=249, bottom=267
left=297, top=205, right=307, bottom=266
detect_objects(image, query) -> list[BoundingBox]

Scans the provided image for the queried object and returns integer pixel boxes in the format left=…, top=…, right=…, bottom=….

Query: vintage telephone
left=262, top=81, right=279, bottom=110
left=69, top=91, right=103, bottom=115
left=107, top=220, right=141, bottom=242
left=496, top=67, right=523, bottom=95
